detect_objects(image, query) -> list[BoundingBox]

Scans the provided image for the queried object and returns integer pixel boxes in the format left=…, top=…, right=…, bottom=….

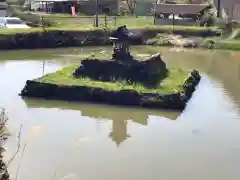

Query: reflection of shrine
left=108, top=116, right=148, bottom=146
left=24, top=99, right=180, bottom=146
left=108, top=120, right=131, bottom=146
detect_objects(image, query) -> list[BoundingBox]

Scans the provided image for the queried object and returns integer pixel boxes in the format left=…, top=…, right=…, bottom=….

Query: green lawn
left=214, top=40, right=240, bottom=50
left=40, top=14, right=156, bottom=28
left=40, top=14, right=220, bottom=30
left=0, top=24, right=220, bottom=35
left=36, top=64, right=190, bottom=94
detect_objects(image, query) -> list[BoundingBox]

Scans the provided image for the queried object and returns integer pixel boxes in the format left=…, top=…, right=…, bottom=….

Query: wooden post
left=29, top=0, right=32, bottom=11
left=217, top=0, right=221, bottom=18
left=104, top=15, right=107, bottom=28
left=154, top=0, right=158, bottom=25
left=41, top=15, right=45, bottom=75
left=40, top=16, right=44, bottom=30
left=95, top=0, right=99, bottom=27
left=172, top=13, right=175, bottom=31
left=42, top=60, right=46, bottom=76
left=114, top=16, right=117, bottom=27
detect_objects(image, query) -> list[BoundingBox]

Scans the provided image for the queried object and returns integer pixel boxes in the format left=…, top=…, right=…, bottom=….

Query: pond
left=0, top=46, right=240, bottom=180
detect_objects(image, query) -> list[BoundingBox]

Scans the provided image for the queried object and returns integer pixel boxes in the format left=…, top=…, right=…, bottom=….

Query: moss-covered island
left=20, top=26, right=201, bottom=110
left=20, top=56, right=201, bottom=110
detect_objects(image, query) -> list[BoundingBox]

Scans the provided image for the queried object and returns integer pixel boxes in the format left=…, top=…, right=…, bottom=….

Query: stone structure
left=109, top=25, right=134, bottom=63
left=73, top=25, right=168, bottom=86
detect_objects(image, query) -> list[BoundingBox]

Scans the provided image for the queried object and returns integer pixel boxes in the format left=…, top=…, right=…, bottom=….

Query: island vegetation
left=35, top=64, right=189, bottom=94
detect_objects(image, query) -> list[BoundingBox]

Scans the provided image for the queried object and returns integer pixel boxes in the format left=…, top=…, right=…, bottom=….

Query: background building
left=0, top=0, right=7, bottom=17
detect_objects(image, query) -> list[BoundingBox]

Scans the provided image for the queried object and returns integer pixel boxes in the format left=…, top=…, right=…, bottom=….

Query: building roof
left=156, top=4, right=208, bottom=14
left=220, top=0, right=240, bottom=20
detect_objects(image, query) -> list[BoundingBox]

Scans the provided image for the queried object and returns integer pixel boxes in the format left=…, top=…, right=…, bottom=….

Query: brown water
left=0, top=47, right=240, bottom=180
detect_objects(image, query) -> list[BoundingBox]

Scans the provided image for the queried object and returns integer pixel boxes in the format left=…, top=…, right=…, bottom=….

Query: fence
left=23, top=14, right=155, bottom=29
left=41, top=15, right=118, bottom=28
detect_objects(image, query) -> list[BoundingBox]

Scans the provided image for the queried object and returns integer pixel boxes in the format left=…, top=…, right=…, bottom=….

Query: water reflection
left=23, top=99, right=180, bottom=146
left=0, top=48, right=240, bottom=180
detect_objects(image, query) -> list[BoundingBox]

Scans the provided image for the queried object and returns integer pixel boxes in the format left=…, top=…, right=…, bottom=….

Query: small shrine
left=109, top=25, right=134, bottom=63
left=73, top=25, right=168, bottom=87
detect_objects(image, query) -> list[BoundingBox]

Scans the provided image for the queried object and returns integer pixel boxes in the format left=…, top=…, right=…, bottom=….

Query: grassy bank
left=0, top=24, right=220, bottom=35
left=0, top=24, right=221, bottom=50
left=3, top=9, right=222, bottom=49
left=213, top=40, right=240, bottom=50
left=36, top=64, right=189, bottom=94
left=7, top=7, right=220, bottom=33
left=39, top=14, right=155, bottom=28
left=145, top=34, right=240, bottom=51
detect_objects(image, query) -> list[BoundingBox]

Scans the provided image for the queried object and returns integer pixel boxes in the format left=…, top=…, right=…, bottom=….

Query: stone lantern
left=109, top=25, right=133, bottom=63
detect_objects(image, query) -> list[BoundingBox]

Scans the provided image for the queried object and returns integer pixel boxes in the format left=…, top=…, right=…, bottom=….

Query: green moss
left=214, top=40, right=240, bottom=50
left=36, top=64, right=189, bottom=94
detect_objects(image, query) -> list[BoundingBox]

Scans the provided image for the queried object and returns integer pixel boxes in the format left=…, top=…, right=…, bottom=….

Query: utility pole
left=95, top=0, right=99, bottom=27
left=217, top=0, right=221, bottom=18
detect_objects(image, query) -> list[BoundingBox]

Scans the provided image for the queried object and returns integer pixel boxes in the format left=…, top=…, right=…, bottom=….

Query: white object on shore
left=0, top=17, right=31, bottom=29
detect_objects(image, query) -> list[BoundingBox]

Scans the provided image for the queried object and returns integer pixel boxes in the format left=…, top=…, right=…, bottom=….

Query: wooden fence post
left=114, top=17, right=117, bottom=27
left=104, top=15, right=107, bottom=28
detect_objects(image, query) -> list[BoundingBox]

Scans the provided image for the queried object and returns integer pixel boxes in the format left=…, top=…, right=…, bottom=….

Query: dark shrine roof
left=110, top=25, right=132, bottom=41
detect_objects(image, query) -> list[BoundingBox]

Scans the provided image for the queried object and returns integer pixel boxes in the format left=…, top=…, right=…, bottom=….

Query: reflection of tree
left=23, top=99, right=180, bottom=146
left=208, top=52, right=240, bottom=103
left=23, top=98, right=179, bottom=122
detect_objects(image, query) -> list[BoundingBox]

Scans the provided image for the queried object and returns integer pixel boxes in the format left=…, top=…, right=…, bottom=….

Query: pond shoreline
left=0, top=42, right=239, bottom=52
left=0, top=27, right=221, bottom=50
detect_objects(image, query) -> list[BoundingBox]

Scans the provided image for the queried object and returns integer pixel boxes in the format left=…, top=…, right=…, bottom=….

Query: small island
left=20, top=25, right=201, bottom=110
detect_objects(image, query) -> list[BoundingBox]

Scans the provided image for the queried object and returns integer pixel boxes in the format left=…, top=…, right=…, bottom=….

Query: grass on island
left=35, top=64, right=190, bottom=94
